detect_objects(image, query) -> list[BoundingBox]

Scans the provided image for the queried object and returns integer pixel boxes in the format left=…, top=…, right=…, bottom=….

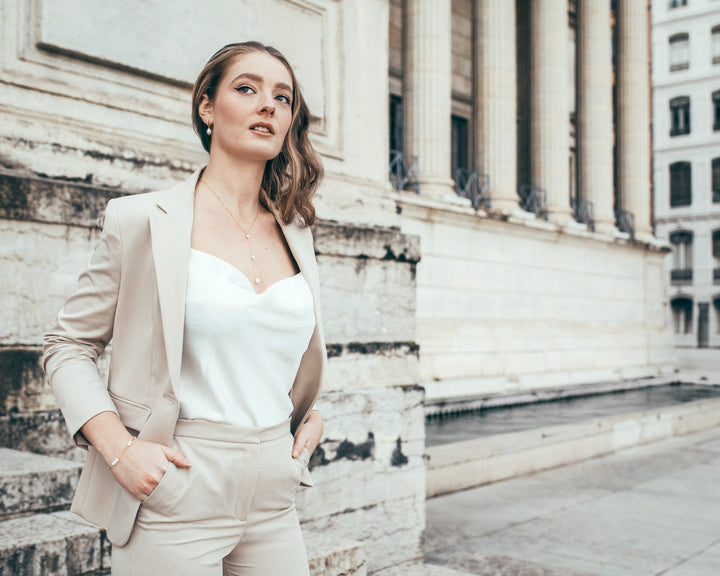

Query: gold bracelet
left=108, top=437, right=136, bottom=470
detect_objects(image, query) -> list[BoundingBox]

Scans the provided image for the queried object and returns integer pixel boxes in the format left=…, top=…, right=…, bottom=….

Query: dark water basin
left=425, top=383, right=720, bottom=447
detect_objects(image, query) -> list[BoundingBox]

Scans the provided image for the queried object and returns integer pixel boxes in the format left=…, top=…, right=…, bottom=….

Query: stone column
left=475, top=0, right=519, bottom=213
left=577, top=1, right=616, bottom=234
left=617, top=0, right=653, bottom=241
left=404, top=0, right=455, bottom=199
left=530, top=0, right=571, bottom=223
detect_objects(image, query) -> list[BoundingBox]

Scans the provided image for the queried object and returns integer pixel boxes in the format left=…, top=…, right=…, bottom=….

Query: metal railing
left=615, top=209, right=635, bottom=241
left=571, top=197, right=595, bottom=231
left=671, top=268, right=693, bottom=283
left=454, top=169, right=491, bottom=211
left=518, top=185, right=548, bottom=220
left=389, top=150, right=419, bottom=194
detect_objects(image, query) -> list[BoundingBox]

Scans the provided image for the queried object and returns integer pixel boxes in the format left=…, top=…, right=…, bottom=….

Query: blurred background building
left=652, top=0, right=720, bottom=356
left=0, top=1, right=680, bottom=575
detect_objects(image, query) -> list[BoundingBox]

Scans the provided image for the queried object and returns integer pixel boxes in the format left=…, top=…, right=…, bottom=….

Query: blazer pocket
left=108, top=391, right=151, bottom=432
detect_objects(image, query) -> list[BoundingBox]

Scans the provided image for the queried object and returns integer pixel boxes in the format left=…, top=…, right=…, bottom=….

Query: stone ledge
left=0, top=515, right=363, bottom=576
left=0, top=410, right=82, bottom=461
left=314, top=220, right=420, bottom=263
left=393, top=192, right=670, bottom=254
left=373, top=560, right=475, bottom=575
left=0, top=448, right=81, bottom=517
left=305, top=531, right=367, bottom=576
left=0, top=511, right=109, bottom=575
left=0, top=168, right=123, bottom=228
left=426, top=397, right=720, bottom=497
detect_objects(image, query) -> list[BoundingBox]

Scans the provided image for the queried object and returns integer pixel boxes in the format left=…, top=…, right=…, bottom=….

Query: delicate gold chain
left=200, top=178, right=261, bottom=285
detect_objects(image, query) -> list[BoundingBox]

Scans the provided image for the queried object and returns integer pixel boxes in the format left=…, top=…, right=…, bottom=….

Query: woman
left=42, top=41, right=326, bottom=576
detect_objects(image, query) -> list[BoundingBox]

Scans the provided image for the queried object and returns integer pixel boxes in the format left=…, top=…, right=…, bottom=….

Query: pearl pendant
left=255, top=278, right=261, bottom=284
left=246, top=233, right=250, bottom=239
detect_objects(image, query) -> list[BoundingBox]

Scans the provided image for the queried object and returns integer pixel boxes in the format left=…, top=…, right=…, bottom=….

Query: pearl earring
left=206, top=125, right=213, bottom=136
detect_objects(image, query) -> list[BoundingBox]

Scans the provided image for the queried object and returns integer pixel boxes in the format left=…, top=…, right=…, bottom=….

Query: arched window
left=669, top=33, right=689, bottom=71
left=669, top=96, right=691, bottom=136
left=713, top=158, right=720, bottom=203
left=671, top=296, right=693, bottom=334
left=669, top=161, right=692, bottom=207
left=670, top=230, right=693, bottom=283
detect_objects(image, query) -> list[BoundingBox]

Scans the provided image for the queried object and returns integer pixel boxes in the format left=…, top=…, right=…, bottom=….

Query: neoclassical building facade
left=389, top=0, right=672, bottom=405
left=652, top=0, right=720, bottom=349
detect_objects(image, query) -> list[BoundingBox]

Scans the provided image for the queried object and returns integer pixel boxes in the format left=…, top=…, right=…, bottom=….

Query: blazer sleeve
left=42, top=198, right=122, bottom=447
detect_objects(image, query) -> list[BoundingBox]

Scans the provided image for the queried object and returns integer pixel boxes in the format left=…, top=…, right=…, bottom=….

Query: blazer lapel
left=149, top=169, right=317, bottom=399
left=149, top=171, right=198, bottom=397
left=273, top=213, right=319, bottom=297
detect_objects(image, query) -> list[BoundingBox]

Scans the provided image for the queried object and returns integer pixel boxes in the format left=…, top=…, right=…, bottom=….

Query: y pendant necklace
left=200, top=178, right=262, bottom=286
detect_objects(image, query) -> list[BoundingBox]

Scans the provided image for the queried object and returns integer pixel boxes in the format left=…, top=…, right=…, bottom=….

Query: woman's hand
left=110, top=438, right=191, bottom=501
left=292, top=409, right=323, bottom=459
left=80, top=411, right=191, bottom=501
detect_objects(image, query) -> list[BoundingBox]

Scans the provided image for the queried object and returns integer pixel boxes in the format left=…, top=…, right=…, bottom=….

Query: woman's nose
left=259, top=94, right=276, bottom=116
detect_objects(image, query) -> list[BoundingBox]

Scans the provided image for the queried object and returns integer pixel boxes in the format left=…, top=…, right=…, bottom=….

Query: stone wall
left=396, top=197, right=675, bottom=405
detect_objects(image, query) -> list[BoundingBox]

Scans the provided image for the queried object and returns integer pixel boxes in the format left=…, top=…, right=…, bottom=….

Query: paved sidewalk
left=425, top=426, right=720, bottom=576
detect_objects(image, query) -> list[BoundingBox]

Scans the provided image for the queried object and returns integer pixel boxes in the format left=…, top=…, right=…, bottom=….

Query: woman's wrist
left=80, top=411, right=134, bottom=466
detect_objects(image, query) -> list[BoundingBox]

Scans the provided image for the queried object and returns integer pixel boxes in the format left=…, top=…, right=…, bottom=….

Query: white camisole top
left=177, top=248, right=316, bottom=427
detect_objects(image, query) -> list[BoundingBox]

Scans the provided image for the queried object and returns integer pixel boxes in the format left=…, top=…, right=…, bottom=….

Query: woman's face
left=202, top=51, right=294, bottom=163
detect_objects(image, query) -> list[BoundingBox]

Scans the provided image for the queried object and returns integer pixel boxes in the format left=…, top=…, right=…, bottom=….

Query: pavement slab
left=426, top=427, right=720, bottom=576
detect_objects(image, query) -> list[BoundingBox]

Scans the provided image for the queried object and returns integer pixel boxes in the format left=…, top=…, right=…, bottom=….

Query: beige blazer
left=42, top=169, right=326, bottom=546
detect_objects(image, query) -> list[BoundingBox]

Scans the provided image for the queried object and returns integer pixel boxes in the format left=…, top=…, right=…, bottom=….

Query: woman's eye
left=236, top=85, right=255, bottom=94
left=276, top=94, right=292, bottom=105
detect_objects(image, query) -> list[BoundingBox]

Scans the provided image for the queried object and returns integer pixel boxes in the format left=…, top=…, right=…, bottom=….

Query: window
left=670, top=230, right=693, bottom=283
left=713, top=26, right=720, bottom=65
left=669, top=0, right=687, bottom=7
left=713, top=158, right=720, bottom=203
left=451, top=115, right=469, bottom=180
left=713, top=91, right=720, bottom=131
left=671, top=297, right=693, bottom=334
left=670, top=162, right=692, bottom=207
left=713, top=229, right=720, bottom=283
left=389, top=95, right=403, bottom=154
left=669, top=97, right=691, bottom=136
left=714, top=297, right=720, bottom=333
left=669, top=33, right=689, bottom=71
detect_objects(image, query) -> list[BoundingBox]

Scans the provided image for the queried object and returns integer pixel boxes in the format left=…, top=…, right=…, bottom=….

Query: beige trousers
left=111, top=418, right=311, bottom=576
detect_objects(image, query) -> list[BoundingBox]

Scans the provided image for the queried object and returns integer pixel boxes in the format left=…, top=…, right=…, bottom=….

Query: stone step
left=306, top=531, right=367, bottom=576
left=0, top=512, right=363, bottom=576
left=427, top=397, right=720, bottom=497
left=373, top=560, right=475, bottom=575
left=0, top=410, right=83, bottom=461
left=0, top=448, right=81, bottom=518
left=0, top=511, right=109, bottom=575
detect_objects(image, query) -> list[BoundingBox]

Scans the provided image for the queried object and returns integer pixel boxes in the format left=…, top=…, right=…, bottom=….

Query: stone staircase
left=0, top=445, right=367, bottom=575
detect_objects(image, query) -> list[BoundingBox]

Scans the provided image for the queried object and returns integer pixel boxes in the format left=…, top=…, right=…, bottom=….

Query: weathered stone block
left=298, top=385, right=426, bottom=573
left=0, top=512, right=108, bottom=575
left=0, top=410, right=84, bottom=461
left=0, top=448, right=81, bottom=517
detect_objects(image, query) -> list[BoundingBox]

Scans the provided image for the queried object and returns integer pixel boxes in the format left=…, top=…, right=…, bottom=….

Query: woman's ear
left=198, top=94, right=213, bottom=126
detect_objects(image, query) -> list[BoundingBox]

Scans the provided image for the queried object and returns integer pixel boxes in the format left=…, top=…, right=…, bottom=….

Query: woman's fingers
left=293, top=412, right=324, bottom=457
left=161, top=446, right=192, bottom=468
left=292, top=435, right=309, bottom=458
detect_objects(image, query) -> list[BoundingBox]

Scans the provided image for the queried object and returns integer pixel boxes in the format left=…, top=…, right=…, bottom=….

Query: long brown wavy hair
left=191, top=41, right=323, bottom=227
